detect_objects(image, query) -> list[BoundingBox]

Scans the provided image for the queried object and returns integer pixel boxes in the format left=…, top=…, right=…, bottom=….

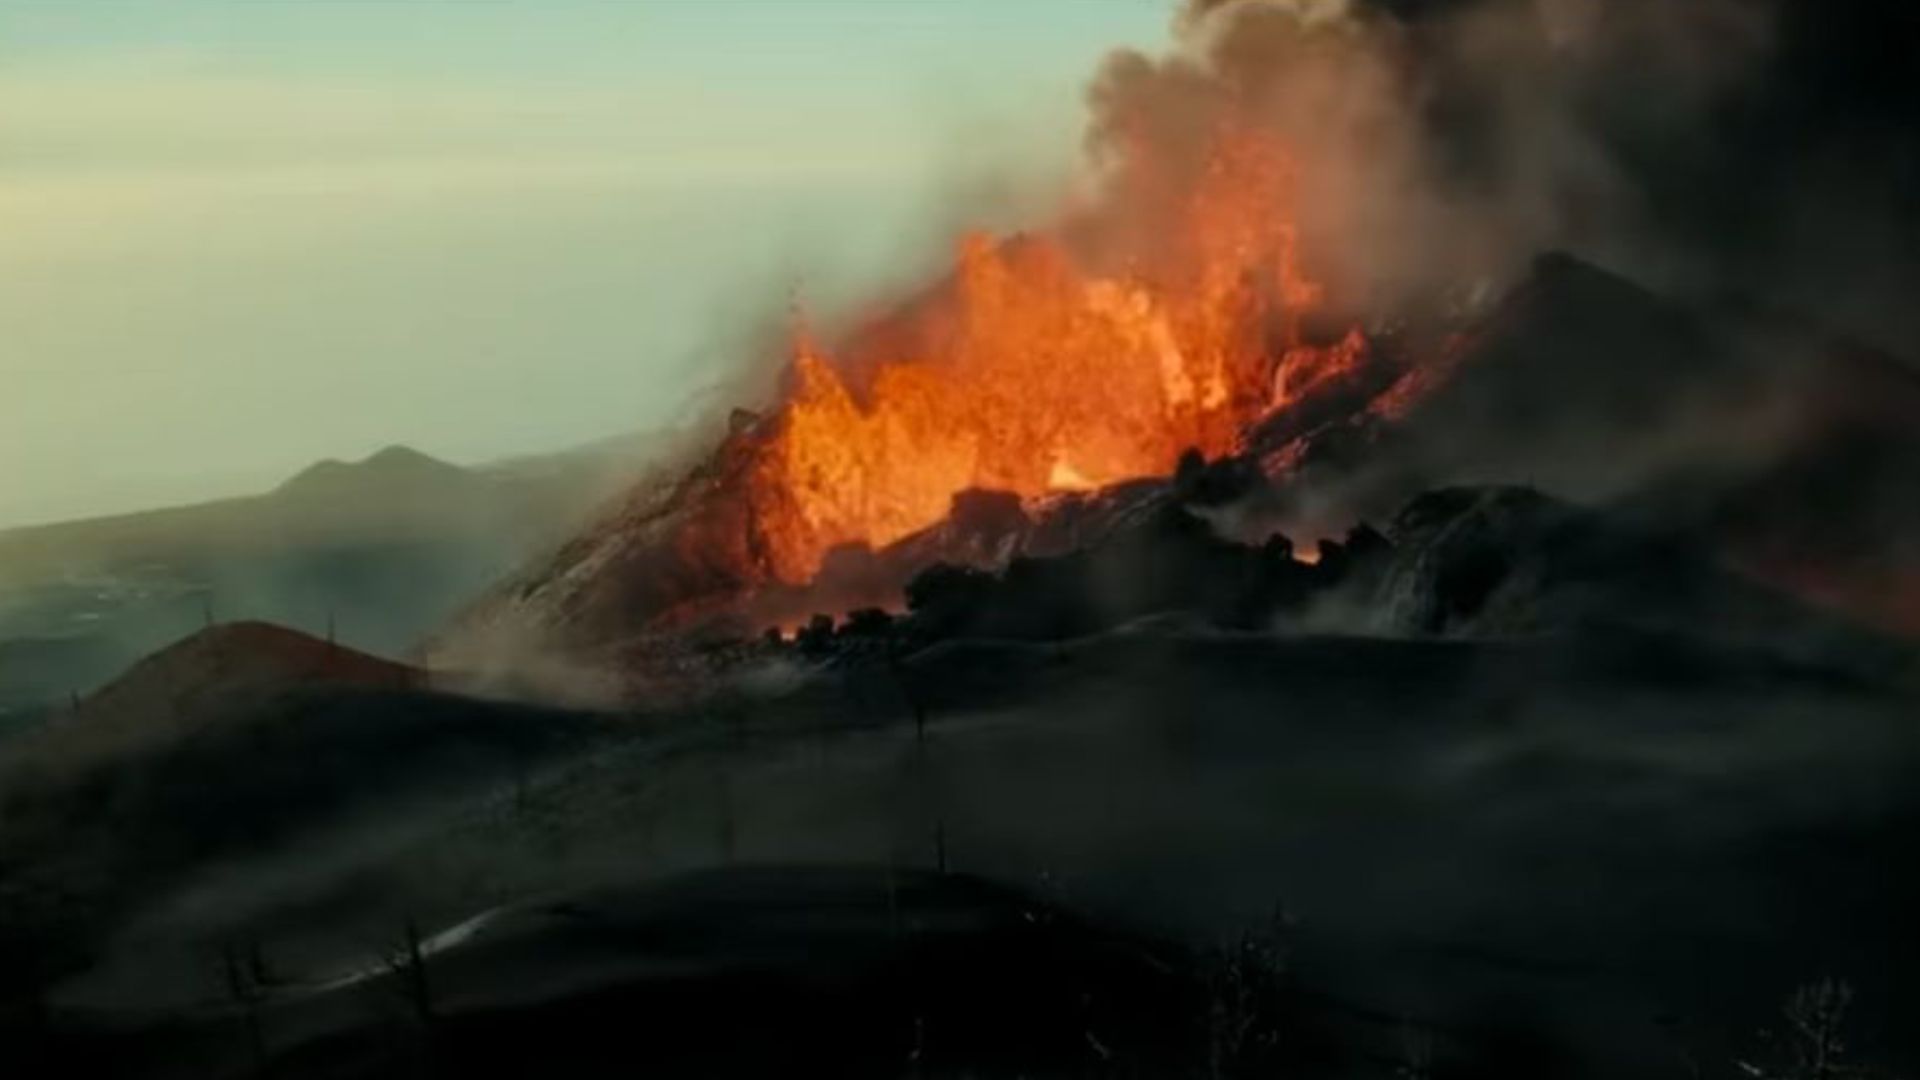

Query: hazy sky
left=0, top=0, right=1170, bottom=527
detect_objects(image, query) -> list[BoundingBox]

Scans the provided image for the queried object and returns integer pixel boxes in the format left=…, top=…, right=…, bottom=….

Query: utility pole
left=717, top=771, right=736, bottom=863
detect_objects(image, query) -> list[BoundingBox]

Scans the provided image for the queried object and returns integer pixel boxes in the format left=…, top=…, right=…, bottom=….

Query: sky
left=0, top=0, right=1172, bottom=527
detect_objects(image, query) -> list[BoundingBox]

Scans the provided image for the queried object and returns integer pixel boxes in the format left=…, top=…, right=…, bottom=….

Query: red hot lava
left=743, top=127, right=1367, bottom=583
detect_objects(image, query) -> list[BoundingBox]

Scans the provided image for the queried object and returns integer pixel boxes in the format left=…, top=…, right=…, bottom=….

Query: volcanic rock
left=1257, top=254, right=1920, bottom=638
left=888, top=500, right=1326, bottom=642
left=1367, top=485, right=1911, bottom=680
left=1174, top=449, right=1264, bottom=506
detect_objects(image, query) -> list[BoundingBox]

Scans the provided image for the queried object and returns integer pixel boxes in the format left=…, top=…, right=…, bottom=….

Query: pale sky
left=0, top=0, right=1171, bottom=527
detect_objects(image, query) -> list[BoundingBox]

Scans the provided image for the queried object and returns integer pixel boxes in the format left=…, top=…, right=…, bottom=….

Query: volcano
left=435, top=123, right=1383, bottom=664
left=436, top=246, right=1920, bottom=678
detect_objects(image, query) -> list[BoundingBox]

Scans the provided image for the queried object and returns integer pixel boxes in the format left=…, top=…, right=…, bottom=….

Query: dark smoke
left=1111, top=0, right=1919, bottom=356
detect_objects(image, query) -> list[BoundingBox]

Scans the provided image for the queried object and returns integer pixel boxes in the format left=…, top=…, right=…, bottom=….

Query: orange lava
left=747, top=130, right=1361, bottom=583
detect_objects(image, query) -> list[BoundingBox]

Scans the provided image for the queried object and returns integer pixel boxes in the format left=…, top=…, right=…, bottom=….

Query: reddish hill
left=60, top=622, right=420, bottom=756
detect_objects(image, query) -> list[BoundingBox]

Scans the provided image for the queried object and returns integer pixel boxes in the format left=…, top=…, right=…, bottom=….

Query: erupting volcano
left=744, top=129, right=1367, bottom=582
left=17, top=3, right=1920, bottom=1077
left=440, top=0, right=1920, bottom=665
left=438, top=108, right=1405, bottom=656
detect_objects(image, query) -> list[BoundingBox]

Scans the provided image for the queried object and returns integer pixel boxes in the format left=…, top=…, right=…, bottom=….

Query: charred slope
left=1367, top=486, right=1903, bottom=668
left=1242, top=252, right=1756, bottom=519
left=1263, top=253, right=1811, bottom=514
left=13, top=626, right=1919, bottom=1078
left=0, top=623, right=612, bottom=986
left=431, top=411, right=780, bottom=667
left=39, top=868, right=1197, bottom=1080
left=776, top=485, right=1909, bottom=698
left=1382, top=253, right=1748, bottom=492
left=1257, top=253, right=1920, bottom=636
left=1618, top=336, right=1920, bottom=636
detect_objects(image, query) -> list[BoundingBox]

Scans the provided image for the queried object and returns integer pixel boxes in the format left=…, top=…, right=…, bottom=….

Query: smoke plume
left=1077, top=0, right=1916, bottom=355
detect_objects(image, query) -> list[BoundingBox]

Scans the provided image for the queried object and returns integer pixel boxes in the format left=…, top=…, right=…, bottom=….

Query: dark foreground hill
left=0, top=623, right=616, bottom=995
left=4, top=606, right=1917, bottom=1078
left=34, top=868, right=1204, bottom=1080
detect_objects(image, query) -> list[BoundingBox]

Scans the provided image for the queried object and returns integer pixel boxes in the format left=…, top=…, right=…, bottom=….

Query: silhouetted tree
left=1739, top=978, right=1901, bottom=1080
left=1396, top=1018, right=1436, bottom=1080
left=377, top=918, right=436, bottom=1033
left=1206, top=904, right=1295, bottom=1079
left=219, top=939, right=270, bottom=1076
left=716, top=770, right=736, bottom=862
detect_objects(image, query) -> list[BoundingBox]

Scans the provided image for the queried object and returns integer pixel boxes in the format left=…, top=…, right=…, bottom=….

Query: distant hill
left=273, top=444, right=485, bottom=503
left=0, top=431, right=699, bottom=713
left=0, top=445, right=578, bottom=575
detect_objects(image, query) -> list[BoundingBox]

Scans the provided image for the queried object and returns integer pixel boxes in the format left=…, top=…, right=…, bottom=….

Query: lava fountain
left=743, top=128, right=1366, bottom=583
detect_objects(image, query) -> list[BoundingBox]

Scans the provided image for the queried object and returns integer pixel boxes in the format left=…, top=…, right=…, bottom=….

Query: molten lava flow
left=746, top=130, right=1362, bottom=583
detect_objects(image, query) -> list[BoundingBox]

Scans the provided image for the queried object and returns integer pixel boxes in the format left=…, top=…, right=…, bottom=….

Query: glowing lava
left=746, top=130, right=1363, bottom=583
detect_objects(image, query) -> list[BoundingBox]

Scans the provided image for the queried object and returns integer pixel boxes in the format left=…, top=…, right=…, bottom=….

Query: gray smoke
left=1081, top=0, right=1916, bottom=355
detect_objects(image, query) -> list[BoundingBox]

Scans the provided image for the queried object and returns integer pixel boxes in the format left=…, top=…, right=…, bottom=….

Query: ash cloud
left=1087, top=0, right=1918, bottom=356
